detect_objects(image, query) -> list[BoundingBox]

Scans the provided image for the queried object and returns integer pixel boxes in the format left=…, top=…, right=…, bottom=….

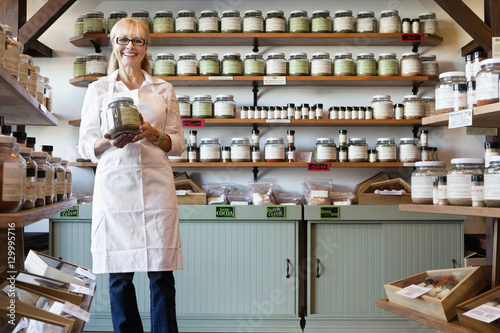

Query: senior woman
left=78, top=18, right=183, bottom=333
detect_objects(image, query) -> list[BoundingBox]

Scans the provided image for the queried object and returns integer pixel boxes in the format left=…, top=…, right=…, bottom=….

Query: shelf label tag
left=215, top=206, right=235, bottom=219
left=266, top=206, right=286, bottom=218
left=264, top=76, right=286, bottom=85
left=401, top=33, right=423, bottom=42
left=63, top=301, right=91, bottom=322
left=209, top=76, right=233, bottom=80
left=59, top=206, right=79, bottom=218
left=308, top=162, right=330, bottom=171
left=396, top=285, right=433, bottom=299
left=464, top=304, right=500, bottom=323
left=320, top=206, right=340, bottom=219
left=266, top=119, right=291, bottom=123
left=448, top=109, right=472, bottom=129
left=182, top=119, right=204, bottom=127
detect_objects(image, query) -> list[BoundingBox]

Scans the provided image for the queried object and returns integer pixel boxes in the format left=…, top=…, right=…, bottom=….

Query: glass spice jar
left=403, top=95, right=424, bottom=119
left=334, top=52, right=355, bottom=76
left=402, top=18, right=411, bottom=34
left=214, top=95, right=235, bottom=118
left=243, top=10, right=264, bottom=33
left=411, top=161, right=447, bottom=204
left=265, top=10, right=286, bottom=32
left=266, top=52, right=287, bottom=76
left=375, top=138, right=397, bottom=162
left=476, top=58, right=500, bottom=106
left=447, top=158, right=484, bottom=206
left=73, top=56, right=86, bottom=78
left=74, top=15, right=85, bottom=35
left=252, top=128, right=260, bottom=147
left=422, top=96, right=436, bottom=117
left=289, top=10, right=310, bottom=33
left=84, top=11, right=105, bottom=33
left=199, top=10, right=220, bottom=33
left=356, top=53, right=376, bottom=76
left=49, top=157, right=66, bottom=202
left=43, top=77, right=53, bottom=112
left=399, top=138, right=421, bottom=163
left=108, top=11, right=127, bottom=32
left=421, top=55, right=439, bottom=76
left=131, top=10, right=152, bottom=32
left=155, top=53, right=176, bottom=76
left=0, top=135, right=25, bottom=213
left=369, top=150, right=377, bottom=163
left=379, top=9, right=401, bottom=33
left=288, top=53, right=309, bottom=76
left=199, top=138, right=221, bottom=162
left=20, top=147, right=36, bottom=210
left=221, top=10, right=242, bottom=32
left=189, top=130, right=197, bottom=147
left=105, top=97, right=141, bottom=138
left=61, top=160, right=72, bottom=199
left=311, top=10, right=333, bottom=33
left=34, top=66, right=45, bottom=104
left=4, top=25, right=20, bottom=78
left=334, top=10, right=354, bottom=32
left=86, top=53, right=107, bottom=76
left=355, top=11, right=377, bottom=33
left=177, top=53, right=198, bottom=76
left=192, top=95, right=213, bottom=118
left=453, top=83, right=468, bottom=111
left=230, top=138, right=251, bottom=162
left=419, top=12, right=438, bottom=35
left=348, top=138, right=368, bottom=162
left=244, top=53, right=265, bottom=76
left=18, top=54, right=29, bottom=89
left=265, top=138, right=286, bottom=162
left=394, top=103, right=404, bottom=120
left=314, top=138, right=337, bottom=162
left=338, top=146, right=348, bottom=162
left=485, top=156, right=500, bottom=207
left=177, top=95, right=191, bottom=119
left=411, top=19, right=420, bottom=34
left=222, top=53, right=242, bottom=76
left=378, top=53, right=399, bottom=76
left=467, top=81, right=477, bottom=108
left=0, top=24, right=5, bottom=61
left=176, top=10, right=197, bottom=32
left=485, top=142, right=500, bottom=168
left=371, top=95, right=393, bottom=119
left=311, top=52, right=332, bottom=76
left=31, top=151, right=48, bottom=207
left=33, top=151, right=54, bottom=205
left=153, top=10, right=174, bottom=33
left=252, top=146, right=261, bottom=162
left=199, top=53, right=220, bottom=76
left=471, top=174, right=485, bottom=207
left=401, top=52, right=422, bottom=76
left=435, top=71, right=466, bottom=114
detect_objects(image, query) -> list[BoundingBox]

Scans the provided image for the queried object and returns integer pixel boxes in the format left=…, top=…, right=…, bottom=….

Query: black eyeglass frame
left=115, top=37, right=147, bottom=46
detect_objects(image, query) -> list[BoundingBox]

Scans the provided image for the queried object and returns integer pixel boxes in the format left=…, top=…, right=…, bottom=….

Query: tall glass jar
left=85, top=53, right=107, bottom=76
left=199, top=10, right=220, bottom=33
left=155, top=53, right=176, bottom=76
left=485, top=156, right=500, bottom=207
left=61, top=160, right=72, bottom=199
left=266, top=52, right=287, bottom=76
left=222, top=53, right=242, bottom=76
left=311, top=52, right=332, bottom=76
left=177, top=95, right=191, bottom=118
left=476, top=58, right=500, bottom=106
left=0, top=135, right=25, bottom=213
left=314, top=138, right=337, bottom=162
left=265, top=138, right=286, bottom=162
left=27, top=57, right=37, bottom=98
left=192, top=95, right=213, bottom=118
left=334, top=53, right=355, bottom=76
left=375, top=138, right=397, bottom=162
left=403, top=95, right=424, bottom=119
left=411, top=161, right=447, bottom=204
left=378, top=53, right=399, bottom=76
left=311, top=10, right=333, bottom=33
left=401, top=52, right=422, bottom=76
left=288, top=10, right=310, bottom=33
left=435, top=71, right=466, bottom=114
left=199, top=53, right=220, bottom=76
left=199, top=138, right=221, bottom=162
left=422, top=96, right=436, bottom=117
left=108, top=11, right=127, bottom=32
left=230, top=138, right=251, bottom=162
left=4, top=25, right=20, bottom=78
left=177, top=53, right=198, bottom=76
left=221, top=10, right=242, bottom=32
left=73, top=56, right=86, bottom=78
left=32, top=151, right=54, bottom=205
left=288, top=53, right=309, bottom=76
left=379, top=9, right=401, bottom=33
left=74, top=15, right=85, bottom=35
left=334, top=10, right=354, bottom=32
left=244, top=53, right=265, bottom=75
left=356, top=53, right=376, bottom=76
left=84, top=11, right=105, bottom=33
left=447, top=158, right=484, bottom=206
left=421, top=55, right=439, bottom=76
left=355, top=11, right=377, bottom=33
left=35, top=66, right=45, bottom=104
left=399, top=138, right=421, bottom=163
left=131, top=10, right=151, bottom=31
left=265, top=10, right=286, bottom=33
left=176, top=10, right=197, bottom=33
left=105, top=97, right=141, bottom=138
left=43, top=77, right=53, bottom=112
left=371, top=95, right=393, bottom=119
left=214, top=95, right=235, bottom=118
left=20, top=147, right=36, bottom=210
left=49, top=157, right=66, bottom=202
left=348, top=138, right=368, bottom=162
left=153, top=10, right=174, bottom=33
left=18, top=54, right=29, bottom=89
left=243, top=10, right=264, bottom=33
left=419, top=12, right=438, bottom=35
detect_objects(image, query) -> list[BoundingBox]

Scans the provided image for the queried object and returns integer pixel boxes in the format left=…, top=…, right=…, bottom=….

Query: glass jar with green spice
left=378, top=53, right=399, bottom=76
left=153, top=10, right=174, bottom=33
left=199, top=53, right=220, bottom=76
left=375, top=138, right=397, bottom=162
left=266, top=52, right=287, bottom=76
left=314, top=138, right=337, bottom=162
left=73, top=56, right=86, bottom=78
left=334, top=10, right=354, bottom=32
left=311, top=10, right=333, bottom=33
left=243, top=10, right=264, bottom=33
left=155, top=53, right=176, bottom=76
left=356, top=53, right=376, bottom=76
left=311, top=52, right=332, bottom=76
left=177, top=95, right=191, bottom=118
left=177, top=53, right=198, bottom=76
left=74, top=15, right=85, bottom=35
left=222, top=53, right=242, bottom=76
left=131, top=10, right=152, bottom=32
left=348, top=138, right=368, bottom=162
left=355, top=11, right=377, bottom=33
left=199, top=10, right=220, bottom=33
left=334, top=52, right=355, bottom=76
left=86, top=53, right=107, bottom=76
left=288, top=53, right=309, bottom=76
left=192, top=95, right=213, bottom=118
left=265, top=10, right=286, bottom=32
left=288, top=10, right=310, bottom=33
left=176, top=10, right=197, bottom=33
left=221, top=10, right=242, bottom=32
left=108, top=11, right=127, bottom=32
left=84, top=11, right=105, bottom=33
left=244, top=53, right=265, bottom=75
left=214, top=95, right=236, bottom=118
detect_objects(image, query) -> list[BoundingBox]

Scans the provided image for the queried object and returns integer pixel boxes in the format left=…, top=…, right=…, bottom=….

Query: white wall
left=25, top=0, right=485, bottom=195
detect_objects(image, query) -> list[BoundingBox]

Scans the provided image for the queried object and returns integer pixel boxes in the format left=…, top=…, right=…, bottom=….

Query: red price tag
left=182, top=119, right=204, bottom=127
left=307, top=163, right=330, bottom=171
left=401, top=33, right=423, bottom=43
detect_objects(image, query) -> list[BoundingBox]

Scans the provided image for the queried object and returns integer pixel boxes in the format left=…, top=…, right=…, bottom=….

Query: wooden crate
left=175, top=179, right=206, bottom=205
left=358, top=178, right=412, bottom=205
left=457, top=286, right=500, bottom=333
left=384, top=267, right=487, bottom=321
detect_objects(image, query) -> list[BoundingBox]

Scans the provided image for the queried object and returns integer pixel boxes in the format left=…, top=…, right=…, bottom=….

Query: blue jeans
left=109, top=271, right=178, bottom=333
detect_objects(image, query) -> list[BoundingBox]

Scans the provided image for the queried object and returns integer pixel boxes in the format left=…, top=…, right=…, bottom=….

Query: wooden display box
left=175, top=179, right=206, bottom=205
left=358, top=178, right=412, bottom=205
left=0, top=306, right=72, bottom=333
left=457, top=285, right=500, bottom=332
left=384, top=267, right=487, bottom=321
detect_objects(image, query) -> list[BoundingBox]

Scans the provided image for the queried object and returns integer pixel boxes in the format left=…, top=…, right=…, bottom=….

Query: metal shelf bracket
left=412, top=81, right=424, bottom=95
left=90, top=40, right=101, bottom=53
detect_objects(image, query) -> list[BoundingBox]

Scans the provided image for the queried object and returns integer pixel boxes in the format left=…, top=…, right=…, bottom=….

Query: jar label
left=485, top=174, right=500, bottom=200
left=266, top=59, right=286, bottom=75
left=5, top=43, right=21, bottom=77
left=404, top=102, right=424, bottom=117
left=67, top=173, right=73, bottom=194
left=222, top=17, right=241, bottom=31
left=244, top=59, right=265, bottom=75
left=231, top=146, right=251, bottom=160
left=266, top=17, right=285, bottom=32
left=334, top=59, right=355, bottom=75
left=200, top=147, right=221, bottom=160
left=447, top=174, right=472, bottom=198
left=177, top=60, right=197, bottom=75
left=36, top=178, right=46, bottom=199
left=476, top=75, right=499, bottom=101
left=311, top=59, right=332, bottom=75
left=25, top=177, right=35, bottom=201
left=401, top=59, right=422, bottom=75
left=56, top=171, right=66, bottom=194
left=179, top=103, right=191, bottom=117
left=200, top=60, right=220, bottom=75
left=379, top=16, right=401, bottom=33
left=453, top=92, right=467, bottom=110
left=118, top=107, right=140, bottom=127
left=411, top=176, right=434, bottom=198
left=421, top=20, right=438, bottom=34
left=214, top=103, right=235, bottom=116
left=399, top=144, right=420, bottom=162
left=2, top=162, right=23, bottom=201
left=465, top=63, right=475, bottom=80
left=176, top=17, right=196, bottom=31
left=155, top=61, right=175, bottom=76
left=348, top=146, right=368, bottom=160
left=471, top=185, right=484, bottom=202
left=153, top=18, right=174, bottom=32
left=422, top=62, right=439, bottom=76
left=334, top=17, right=354, bottom=31
left=356, top=18, right=375, bottom=32
left=192, top=102, right=212, bottom=117
left=243, top=17, right=263, bottom=31
left=73, top=63, right=86, bottom=77
left=199, top=17, right=219, bottom=31
left=265, top=146, right=285, bottom=160
left=222, top=60, right=242, bottom=75
left=316, top=146, right=337, bottom=160
left=372, top=101, right=393, bottom=119
left=289, top=60, right=309, bottom=75
left=86, top=59, right=107, bottom=75
left=84, top=18, right=104, bottom=32
left=356, top=60, right=376, bottom=75
left=289, top=17, right=310, bottom=32
left=45, top=170, right=54, bottom=197
left=435, top=86, right=454, bottom=110
left=378, top=60, right=399, bottom=76
left=376, top=146, right=397, bottom=160
left=312, top=17, right=332, bottom=32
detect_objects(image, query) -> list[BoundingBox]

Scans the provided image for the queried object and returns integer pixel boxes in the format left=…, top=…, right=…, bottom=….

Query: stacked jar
left=435, top=72, right=466, bottom=114
left=0, top=135, right=26, bottom=213
left=476, top=58, right=500, bottom=106
left=411, top=161, right=447, bottom=204
left=447, top=158, right=484, bottom=206
left=375, top=138, right=397, bottom=162
left=314, top=138, right=337, bottom=162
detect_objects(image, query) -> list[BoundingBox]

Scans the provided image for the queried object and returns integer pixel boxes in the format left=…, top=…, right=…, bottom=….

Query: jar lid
left=377, top=137, right=395, bottom=141
left=245, top=52, right=263, bottom=57
left=177, top=94, right=189, bottom=99
left=88, top=53, right=106, bottom=58
left=419, top=12, right=436, bottom=17
left=266, top=137, right=284, bottom=141
left=290, top=10, right=308, bottom=15
left=316, top=137, right=335, bottom=141
left=335, top=9, right=352, bottom=15
left=244, top=9, right=262, bottom=15
left=110, top=10, right=127, bottom=15
left=402, top=18, right=411, bottom=22
left=373, top=94, right=391, bottom=99
left=422, top=96, right=435, bottom=101
left=420, top=54, right=437, bottom=60
left=474, top=51, right=488, bottom=59
left=201, top=10, right=218, bottom=15
left=439, top=71, right=466, bottom=79
left=20, top=147, right=32, bottom=154
left=87, top=11, right=104, bottom=16
left=49, top=156, right=62, bottom=163
left=290, top=52, right=307, bottom=57
left=334, top=52, right=353, bottom=57
left=193, top=94, right=212, bottom=99
left=404, top=95, right=421, bottom=99
left=201, top=53, right=219, bottom=58
left=357, top=11, right=375, bottom=15
left=0, top=134, right=15, bottom=144
left=215, top=94, right=234, bottom=99
left=75, top=55, right=86, bottom=60
left=479, top=58, right=500, bottom=67
left=312, top=52, right=330, bottom=57
left=415, top=161, right=446, bottom=167
left=489, top=156, right=500, bottom=162
left=32, top=151, right=49, bottom=158
left=179, top=53, right=196, bottom=58
left=222, top=10, right=240, bottom=15
left=155, top=10, right=172, bottom=15
left=223, top=52, right=241, bottom=58
left=349, top=137, right=366, bottom=141
left=381, top=9, right=399, bottom=15
left=157, top=52, right=174, bottom=58
left=357, top=52, right=374, bottom=57
left=402, top=52, right=420, bottom=57
left=110, top=96, right=134, bottom=104
left=451, top=158, right=484, bottom=164
left=485, top=142, right=499, bottom=149
left=400, top=137, right=417, bottom=141
left=266, top=10, right=284, bottom=15
left=379, top=52, right=397, bottom=57
left=232, top=137, right=249, bottom=141
left=201, top=138, right=219, bottom=142
left=267, top=52, right=285, bottom=57
left=312, top=10, right=330, bottom=15
left=178, top=10, right=195, bottom=15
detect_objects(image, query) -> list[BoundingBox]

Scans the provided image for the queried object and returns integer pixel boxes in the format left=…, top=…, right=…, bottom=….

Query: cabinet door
left=174, top=221, right=298, bottom=317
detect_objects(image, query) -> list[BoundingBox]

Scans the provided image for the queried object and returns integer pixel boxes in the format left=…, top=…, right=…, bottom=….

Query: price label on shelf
left=464, top=304, right=500, bottom=323
left=448, top=109, right=472, bottom=129
left=307, top=163, right=330, bottom=171
left=395, top=284, right=432, bottom=299
left=263, top=76, right=286, bottom=85
left=182, top=119, right=205, bottom=127
left=401, top=33, right=424, bottom=43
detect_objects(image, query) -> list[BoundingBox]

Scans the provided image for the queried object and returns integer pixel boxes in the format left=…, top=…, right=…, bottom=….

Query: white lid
left=290, top=52, right=307, bottom=57
left=451, top=158, right=484, bottom=165
left=312, top=10, right=330, bottom=15
left=373, top=94, right=391, bottom=99
left=419, top=12, right=436, bottom=17
left=335, top=52, right=352, bottom=57
left=312, top=52, right=330, bottom=57
left=179, top=53, right=196, bottom=58
left=335, top=9, right=352, bottom=15
left=0, top=135, right=15, bottom=144
left=422, top=96, right=435, bottom=100
left=489, top=156, right=500, bottom=163
left=266, top=10, right=284, bottom=15
left=381, top=9, right=399, bottom=15
left=357, top=52, right=374, bottom=57
left=357, top=11, right=375, bottom=15
left=194, top=94, right=212, bottom=99
left=176, top=94, right=189, bottom=99
left=267, top=52, right=285, bottom=57
left=376, top=137, right=395, bottom=141
left=32, top=151, right=49, bottom=158
left=132, top=10, right=149, bottom=15
left=420, top=54, right=436, bottom=60
left=349, top=137, right=366, bottom=141
left=290, top=10, right=308, bottom=15
left=402, top=52, right=420, bottom=57
left=223, top=10, right=240, bottom=15
left=155, top=10, right=172, bottom=15
left=232, top=137, right=249, bottom=141
left=177, top=10, right=195, bottom=15
left=110, top=96, right=134, bottom=103
left=87, top=11, right=104, bottom=16
left=201, top=53, right=219, bottom=58
left=20, top=147, right=33, bottom=154
left=400, top=137, right=417, bottom=141
left=157, top=52, right=174, bottom=58
left=201, top=10, right=218, bottom=15
left=245, top=52, right=263, bottom=57
left=223, top=52, right=241, bottom=57
left=439, top=71, right=466, bottom=79
left=215, top=94, right=234, bottom=99
left=415, top=161, right=446, bottom=167
left=201, top=138, right=219, bottom=142
left=266, top=137, right=284, bottom=141
left=404, top=95, right=421, bottom=99
left=479, top=58, right=500, bottom=67
left=379, top=52, right=397, bottom=57
left=316, top=137, right=335, bottom=141
left=244, top=9, right=262, bottom=15
left=49, top=157, right=62, bottom=163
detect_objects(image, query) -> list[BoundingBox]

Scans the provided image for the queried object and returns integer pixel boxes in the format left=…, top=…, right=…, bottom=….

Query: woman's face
left=113, top=34, right=147, bottom=71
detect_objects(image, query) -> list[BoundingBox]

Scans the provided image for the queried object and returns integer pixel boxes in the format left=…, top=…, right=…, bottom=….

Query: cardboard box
left=457, top=285, right=500, bottom=333
left=358, top=178, right=412, bottom=205
left=384, top=266, right=487, bottom=321
left=175, top=179, right=206, bottom=205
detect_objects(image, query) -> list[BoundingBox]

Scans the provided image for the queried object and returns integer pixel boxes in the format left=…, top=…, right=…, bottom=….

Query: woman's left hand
left=133, top=113, right=161, bottom=143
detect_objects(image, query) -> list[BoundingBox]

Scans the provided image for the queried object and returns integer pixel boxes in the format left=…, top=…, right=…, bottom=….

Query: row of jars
left=411, top=157, right=500, bottom=208
left=75, top=9, right=438, bottom=35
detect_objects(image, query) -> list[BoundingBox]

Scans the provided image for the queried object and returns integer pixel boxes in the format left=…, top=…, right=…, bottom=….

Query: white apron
left=91, top=77, right=182, bottom=274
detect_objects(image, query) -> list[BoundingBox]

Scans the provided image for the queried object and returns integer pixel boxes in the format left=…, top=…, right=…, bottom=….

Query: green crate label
left=266, top=206, right=286, bottom=219
left=320, top=206, right=340, bottom=219
left=215, top=206, right=235, bottom=218
left=59, top=206, right=79, bottom=218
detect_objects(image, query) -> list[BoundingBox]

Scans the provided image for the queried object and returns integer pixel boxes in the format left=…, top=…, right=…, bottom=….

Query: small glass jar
left=420, top=146, right=431, bottom=161
left=176, top=10, right=197, bottom=33
left=345, top=107, right=352, bottom=120
left=287, top=146, right=296, bottom=162
left=286, top=130, right=295, bottom=147
left=199, top=10, right=220, bottom=33
left=355, top=11, right=377, bottom=33
left=379, top=9, right=401, bottom=33
left=371, top=95, right=393, bottom=119
left=61, top=160, right=72, bottom=200
left=240, top=106, right=249, bottom=119
left=311, top=53, right=332, bottom=76
left=288, top=53, right=309, bottom=76
left=411, top=19, right=420, bottom=34
left=32, top=151, right=53, bottom=207
left=399, top=138, right=421, bottom=163
left=199, top=53, right=220, bottom=76
left=348, top=138, right=368, bottom=162
left=84, top=11, right=105, bottom=33
left=314, top=138, right=337, bottom=162
left=222, top=53, right=243, bottom=76
left=435, top=71, right=466, bottom=114
left=287, top=103, right=295, bottom=119
left=4, top=25, right=20, bottom=78
left=377, top=53, right=399, bottom=76
left=411, top=161, right=447, bottom=204
left=266, top=52, right=287, bottom=76
left=334, top=10, right=354, bottom=32
left=485, top=156, right=500, bottom=207
left=74, top=15, right=85, bottom=35
left=419, top=12, right=438, bottom=35
left=177, top=53, right=198, bottom=76
left=221, top=10, right=242, bottom=32
left=108, top=11, right=127, bottom=32
left=375, top=138, right=397, bottom=162
left=34, top=66, right=45, bottom=104
left=105, top=97, right=141, bottom=138
left=476, top=58, right=500, bottom=106
left=356, top=53, right=376, bottom=76
left=394, top=103, right=404, bottom=120
left=485, top=142, right=500, bottom=168
left=43, top=77, right=53, bottom=112
left=189, top=130, right=197, bottom=147
left=453, top=83, right=468, bottom=111
left=199, top=138, right=221, bottom=162
left=288, top=10, right=310, bottom=33
left=338, top=146, right=348, bottom=162
left=244, top=53, right=265, bottom=76
left=18, top=54, right=29, bottom=89
left=188, top=146, right=197, bottom=162
left=421, top=55, right=439, bottom=76
left=73, top=56, right=87, bottom=78
left=338, top=107, right=345, bottom=119
left=252, top=146, right=261, bottom=162
left=311, top=10, right=333, bottom=33
left=192, top=95, right=213, bottom=118
left=153, top=10, right=174, bottom=33
left=265, top=138, right=286, bottom=162
left=265, top=10, right=286, bottom=33
left=177, top=95, right=191, bottom=119
left=230, top=138, right=251, bottom=162
left=369, top=150, right=377, bottom=163
left=403, top=95, right=424, bottom=119
left=155, top=53, right=176, bottom=76
left=86, top=53, right=107, bottom=76
left=401, top=52, right=422, bottom=76
left=27, top=56, right=37, bottom=98
left=447, top=158, right=484, bottom=206
left=467, top=81, right=477, bottom=108
left=168, top=139, right=189, bottom=163
left=0, top=135, right=25, bottom=213
left=471, top=174, right=485, bottom=207
left=221, top=146, right=230, bottom=162
left=214, top=95, right=235, bottom=118
left=422, top=96, right=436, bottom=117
left=49, top=157, right=66, bottom=202
left=243, top=10, right=264, bottom=33
left=420, top=129, right=429, bottom=147
left=402, top=18, right=411, bottom=34
left=252, top=128, right=260, bottom=147
left=20, top=147, right=37, bottom=210
left=334, top=52, right=355, bottom=76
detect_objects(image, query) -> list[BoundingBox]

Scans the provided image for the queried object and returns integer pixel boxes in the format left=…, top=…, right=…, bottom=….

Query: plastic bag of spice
left=273, top=190, right=303, bottom=205
left=248, top=180, right=277, bottom=205
left=303, top=178, right=333, bottom=205
left=202, top=184, right=228, bottom=205
left=227, top=184, right=252, bottom=205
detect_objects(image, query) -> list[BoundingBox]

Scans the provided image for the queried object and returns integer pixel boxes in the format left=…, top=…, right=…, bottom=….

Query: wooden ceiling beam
left=0, top=0, right=26, bottom=32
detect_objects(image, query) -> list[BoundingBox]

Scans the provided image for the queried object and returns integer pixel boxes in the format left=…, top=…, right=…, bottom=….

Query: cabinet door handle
left=451, top=259, right=457, bottom=268
left=286, top=259, right=291, bottom=278
left=316, top=259, right=321, bottom=278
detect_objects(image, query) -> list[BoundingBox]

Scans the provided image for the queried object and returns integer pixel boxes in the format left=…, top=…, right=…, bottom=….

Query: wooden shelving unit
left=422, top=102, right=500, bottom=128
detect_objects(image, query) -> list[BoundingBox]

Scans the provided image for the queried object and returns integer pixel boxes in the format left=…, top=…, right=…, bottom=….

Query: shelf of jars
left=399, top=203, right=500, bottom=219
left=422, top=102, right=500, bottom=128
left=0, top=65, right=57, bottom=126
left=69, top=32, right=443, bottom=48
left=0, top=199, right=77, bottom=228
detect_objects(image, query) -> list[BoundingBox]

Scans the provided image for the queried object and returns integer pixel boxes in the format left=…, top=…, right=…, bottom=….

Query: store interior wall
left=21, top=0, right=485, bottom=231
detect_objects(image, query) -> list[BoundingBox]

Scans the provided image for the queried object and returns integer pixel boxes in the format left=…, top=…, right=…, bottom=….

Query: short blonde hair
left=108, top=18, right=151, bottom=74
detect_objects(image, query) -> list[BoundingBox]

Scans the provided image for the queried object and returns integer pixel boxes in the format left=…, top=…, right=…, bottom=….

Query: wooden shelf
left=399, top=204, right=500, bottom=219
left=376, top=299, right=475, bottom=333
left=0, top=199, right=77, bottom=228
left=70, top=32, right=443, bottom=48
left=0, top=65, right=57, bottom=126
left=422, top=102, right=500, bottom=128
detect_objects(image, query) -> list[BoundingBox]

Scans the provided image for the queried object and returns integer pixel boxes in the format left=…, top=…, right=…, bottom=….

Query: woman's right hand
left=104, top=133, right=135, bottom=148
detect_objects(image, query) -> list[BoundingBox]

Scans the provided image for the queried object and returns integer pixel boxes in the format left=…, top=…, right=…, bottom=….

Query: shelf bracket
left=253, top=38, right=259, bottom=52
left=412, top=81, right=424, bottom=95
left=90, top=40, right=101, bottom=53
left=252, top=167, right=259, bottom=181
left=252, top=81, right=259, bottom=106
left=412, top=42, right=421, bottom=53
left=412, top=125, right=421, bottom=138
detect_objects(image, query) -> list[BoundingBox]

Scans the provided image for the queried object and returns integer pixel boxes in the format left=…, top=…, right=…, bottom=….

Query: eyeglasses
left=115, top=37, right=146, bottom=46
